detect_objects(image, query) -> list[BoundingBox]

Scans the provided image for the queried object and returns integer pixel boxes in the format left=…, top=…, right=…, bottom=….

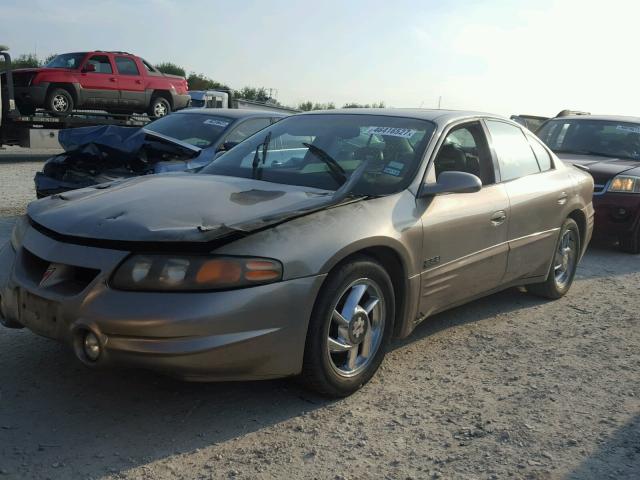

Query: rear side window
left=486, top=120, right=540, bottom=181
left=527, top=134, right=553, bottom=171
left=116, top=57, right=140, bottom=76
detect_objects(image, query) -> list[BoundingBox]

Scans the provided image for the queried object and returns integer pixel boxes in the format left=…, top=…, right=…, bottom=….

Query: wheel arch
left=46, top=83, right=79, bottom=105
left=151, top=89, right=173, bottom=108
left=567, top=208, right=587, bottom=256
left=319, top=240, right=414, bottom=339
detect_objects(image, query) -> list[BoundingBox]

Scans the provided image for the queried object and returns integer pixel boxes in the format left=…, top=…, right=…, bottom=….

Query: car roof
left=175, top=109, right=288, bottom=119
left=550, top=114, right=640, bottom=123
left=297, top=108, right=509, bottom=126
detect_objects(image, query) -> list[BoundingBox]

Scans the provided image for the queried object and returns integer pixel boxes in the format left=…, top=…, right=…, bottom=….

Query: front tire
left=528, top=218, right=581, bottom=299
left=148, top=96, right=171, bottom=117
left=45, top=88, right=74, bottom=116
left=301, top=256, right=395, bottom=397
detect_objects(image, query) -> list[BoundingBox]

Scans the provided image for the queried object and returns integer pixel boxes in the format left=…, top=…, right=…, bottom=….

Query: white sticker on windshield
left=204, top=119, right=230, bottom=127
left=364, top=126, right=416, bottom=138
left=616, top=125, right=640, bottom=134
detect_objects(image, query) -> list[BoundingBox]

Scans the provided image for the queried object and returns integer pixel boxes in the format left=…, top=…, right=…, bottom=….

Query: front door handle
left=557, top=192, right=568, bottom=205
left=490, top=210, right=507, bottom=226
left=109, top=77, right=117, bottom=82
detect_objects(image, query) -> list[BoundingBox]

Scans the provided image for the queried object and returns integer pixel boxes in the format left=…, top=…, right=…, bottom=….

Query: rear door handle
left=557, top=192, right=568, bottom=205
left=490, top=210, right=507, bottom=226
left=109, top=77, right=117, bottom=82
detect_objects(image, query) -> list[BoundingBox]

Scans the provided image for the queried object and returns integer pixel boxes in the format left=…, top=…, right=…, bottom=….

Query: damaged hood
left=27, top=174, right=341, bottom=243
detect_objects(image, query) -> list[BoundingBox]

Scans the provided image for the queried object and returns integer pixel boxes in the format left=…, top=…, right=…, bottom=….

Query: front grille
left=11, top=72, right=35, bottom=87
left=21, top=248, right=100, bottom=295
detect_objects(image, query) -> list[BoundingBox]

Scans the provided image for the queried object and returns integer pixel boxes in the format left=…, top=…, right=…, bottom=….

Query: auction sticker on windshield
left=616, top=125, right=640, bottom=134
left=204, top=119, right=230, bottom=128
left=364, top=127, right=416, bottom=138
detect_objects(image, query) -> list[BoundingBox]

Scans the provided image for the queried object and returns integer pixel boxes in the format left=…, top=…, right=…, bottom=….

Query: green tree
left=236, top=87, right=272, bottom=103
left=298, top=101, right=314, bottom=111
left=155, top=62, right=186, bottom=77
left=187, top=72, right=229, bottom=91
left=1, top=53, right=41, bottom=71
left=343, top=101, right=385, bottom=108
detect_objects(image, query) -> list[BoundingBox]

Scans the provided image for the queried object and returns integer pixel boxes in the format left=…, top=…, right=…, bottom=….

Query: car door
left=114, top=56, right=145, bottom=110
left=418, top=120, right=510, bottom=317
left=484, top=119, right=569, bottom=282
left=78, top=54, right=118, bottom=109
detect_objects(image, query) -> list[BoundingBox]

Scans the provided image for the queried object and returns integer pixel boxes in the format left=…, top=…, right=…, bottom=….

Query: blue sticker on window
left=382, top=161, right=405, bottom=176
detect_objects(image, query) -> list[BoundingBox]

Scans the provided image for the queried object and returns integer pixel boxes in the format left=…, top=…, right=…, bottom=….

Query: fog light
left=83, top=331, right=101, bottom=361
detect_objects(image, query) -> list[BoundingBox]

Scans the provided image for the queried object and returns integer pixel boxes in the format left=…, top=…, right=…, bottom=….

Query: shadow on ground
left=568, top=414, right=640, bottom=479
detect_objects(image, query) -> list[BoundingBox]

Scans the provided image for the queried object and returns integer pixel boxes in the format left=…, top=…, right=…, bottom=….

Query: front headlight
left=110, top=255, right=283, bottom=291
left=10, top=215, right=29, bottom=250
left=608, top=175, right=640, bottom=193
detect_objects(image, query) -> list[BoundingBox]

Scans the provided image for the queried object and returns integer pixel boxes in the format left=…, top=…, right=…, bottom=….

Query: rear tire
left=45, top=88, right=74, bottom=116
left=148, top=96, right=171, bottom=117
left=301, top=256, right=395, bottom=397
left=619, top=226, right=640, bottom=254
left=528, top=218, right=581, bottom=299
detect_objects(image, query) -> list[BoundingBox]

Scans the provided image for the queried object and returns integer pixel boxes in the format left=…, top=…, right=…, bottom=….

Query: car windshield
left=537, top=119, right=640, bottom=161
left=144, top=113, right=233, bottom=148
left=45, top=52, right=87, bottom=69
left=200, top=113, right=435, bottom=196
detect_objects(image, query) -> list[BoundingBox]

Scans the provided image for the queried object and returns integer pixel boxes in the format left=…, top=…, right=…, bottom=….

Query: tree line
left=2, top=54, right=386, bottom=110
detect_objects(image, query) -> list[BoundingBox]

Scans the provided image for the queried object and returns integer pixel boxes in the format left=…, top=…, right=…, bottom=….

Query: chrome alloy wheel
left=154, top=101, right=168, bottom=117
left=554, top=229, right=577, bottom=288
left=326, top=278, right=385, bottom=378
left=52, top=94, right=69, bottom=112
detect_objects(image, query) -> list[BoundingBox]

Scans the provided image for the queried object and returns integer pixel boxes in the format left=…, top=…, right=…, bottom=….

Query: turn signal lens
left=196, top=259, right=242, bottom=284
left=111, top=255, right=282, bottom=291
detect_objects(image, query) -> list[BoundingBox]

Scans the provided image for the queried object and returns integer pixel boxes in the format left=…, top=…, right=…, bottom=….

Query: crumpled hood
left=28, top=174, right=336, bottom=243
left=556, top=153, right=640, bottom=182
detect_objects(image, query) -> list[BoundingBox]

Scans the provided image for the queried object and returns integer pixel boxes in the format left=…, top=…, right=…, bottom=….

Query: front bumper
left=0, top=227, right=326, bottom=381
left=14, top=84, right=48, bottom=109
left=593, top=193, right=640, bottom=238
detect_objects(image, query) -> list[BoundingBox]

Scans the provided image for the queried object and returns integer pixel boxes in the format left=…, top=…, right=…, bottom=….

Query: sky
left=3, top=0, right=639, bottom=116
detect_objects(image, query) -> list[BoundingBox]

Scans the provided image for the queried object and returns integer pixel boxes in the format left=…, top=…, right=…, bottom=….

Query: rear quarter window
left=486, top=120, right=541, bottom=181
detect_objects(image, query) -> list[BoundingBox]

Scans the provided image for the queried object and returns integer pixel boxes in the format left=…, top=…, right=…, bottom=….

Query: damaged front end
left=34, top=125, right=210, bottom=198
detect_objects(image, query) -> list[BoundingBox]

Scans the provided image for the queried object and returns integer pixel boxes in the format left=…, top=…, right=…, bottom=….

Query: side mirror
left=82, top=63, right=96, bottom=73
left=419, top=171, right=482, bottom=197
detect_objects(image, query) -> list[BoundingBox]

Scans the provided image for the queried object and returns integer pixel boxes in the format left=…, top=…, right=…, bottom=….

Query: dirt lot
left=0, top=161, right=638, bottom=480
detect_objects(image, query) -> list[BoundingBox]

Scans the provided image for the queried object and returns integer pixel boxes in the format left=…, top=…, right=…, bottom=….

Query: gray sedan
left=0, top=109, right=594, bottom=397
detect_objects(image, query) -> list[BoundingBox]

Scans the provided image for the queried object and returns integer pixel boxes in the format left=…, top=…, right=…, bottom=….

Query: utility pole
left=438, top=96, right=442, bottom=109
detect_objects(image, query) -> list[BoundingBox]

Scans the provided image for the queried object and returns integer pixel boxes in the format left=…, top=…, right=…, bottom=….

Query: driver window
left=433, top=122, right=495, bottom=185
left=86, top=55, right=113, bottom=74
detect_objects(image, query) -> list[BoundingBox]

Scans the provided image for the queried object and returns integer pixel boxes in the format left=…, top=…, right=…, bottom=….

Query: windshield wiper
left=303, top=143, right=347, bottom=186
left=252, top=132, right=272, bottom=179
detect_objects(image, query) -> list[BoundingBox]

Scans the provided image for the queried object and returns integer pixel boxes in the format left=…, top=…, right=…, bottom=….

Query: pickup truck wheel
left=527, top=218, right=580, bottom=299
left=46, top=88, right=74, bottom=116
left=619, top=226, right=640, bottom=254
left=149, top=97, right=171, bottom=117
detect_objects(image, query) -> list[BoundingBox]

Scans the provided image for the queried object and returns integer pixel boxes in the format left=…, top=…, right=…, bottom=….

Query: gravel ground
left=0, top=161, right=638, bottom=480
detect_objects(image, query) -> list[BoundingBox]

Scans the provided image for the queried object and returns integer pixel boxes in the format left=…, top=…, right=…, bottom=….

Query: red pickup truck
left=9, top=51, right=189, bottom=117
